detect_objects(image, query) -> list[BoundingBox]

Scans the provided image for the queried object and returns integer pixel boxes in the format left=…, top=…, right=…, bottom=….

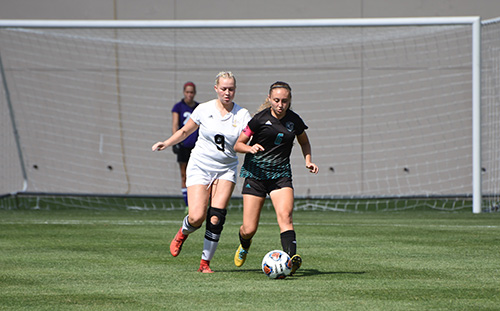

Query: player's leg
left=186, top=184, right=211, bottom=227
left=269, top=187, right=295, bottom=252
left=170, top=184, right=210, bottom=257
left=269, top=186, right=302, bottom=275
left=199, top=179, right=235, bottom=273
left=234, top=194, right=266, bottom=267
left=177, top=147, right=190, bottom=213
left=241, top=194, right=266, bottom=238
left=179, top=161, right=188, bottom=205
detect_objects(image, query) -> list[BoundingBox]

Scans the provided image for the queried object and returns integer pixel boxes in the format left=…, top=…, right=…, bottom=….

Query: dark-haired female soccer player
left=171, top=81, right=199, bottom=212
left=233, top=81, right=319, bottom=275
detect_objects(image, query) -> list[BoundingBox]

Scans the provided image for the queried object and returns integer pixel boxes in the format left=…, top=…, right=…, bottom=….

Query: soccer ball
left=261, top=250, right=292, bottom=279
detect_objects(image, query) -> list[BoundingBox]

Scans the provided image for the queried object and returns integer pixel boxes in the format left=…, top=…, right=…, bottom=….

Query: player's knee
left=276, top=212, right=293, bottom=227
left=188, top=214, right=205, bottom=228
left=241, top=225, right=258, bottom=238
left=206, top=207, right=227, bottom=234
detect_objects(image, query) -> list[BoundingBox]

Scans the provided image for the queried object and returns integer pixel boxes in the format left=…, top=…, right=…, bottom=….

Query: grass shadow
left=295, top=269, right=366, bottom=277
left=219, top=268, right=366, bottom=278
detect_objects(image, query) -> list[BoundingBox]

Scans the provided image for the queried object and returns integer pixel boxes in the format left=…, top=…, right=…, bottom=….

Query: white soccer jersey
left=187, top=99, right=251, bottom=181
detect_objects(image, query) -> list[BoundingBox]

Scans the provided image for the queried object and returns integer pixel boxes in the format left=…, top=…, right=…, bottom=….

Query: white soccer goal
left=0, top=17, right=489, bottom=213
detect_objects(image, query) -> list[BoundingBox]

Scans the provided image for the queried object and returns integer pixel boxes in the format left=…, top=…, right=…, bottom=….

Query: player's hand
left=152, top=142, right=167, bottom=151
left=306, top=162, right=319, bottom=174
left=249, top=144, right=264, bottom=154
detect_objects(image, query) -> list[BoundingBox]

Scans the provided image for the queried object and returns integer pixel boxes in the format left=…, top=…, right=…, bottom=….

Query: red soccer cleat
left=170, top=227, right=188, bottom=257
left=198, top=259, right=214, bottom=273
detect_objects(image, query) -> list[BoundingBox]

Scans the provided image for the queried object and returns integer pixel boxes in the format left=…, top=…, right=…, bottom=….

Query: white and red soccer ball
left=261, top=250, right=292, bottom=279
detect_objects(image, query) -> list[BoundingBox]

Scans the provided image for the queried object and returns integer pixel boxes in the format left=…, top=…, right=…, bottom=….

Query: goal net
left=0, top=18, right=488, bottom=212
left=481, top=17, right=500, bottom=213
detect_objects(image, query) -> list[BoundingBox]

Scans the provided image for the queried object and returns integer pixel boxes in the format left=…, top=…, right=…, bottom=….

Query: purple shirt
left=171, top=99, right=199, bottom=148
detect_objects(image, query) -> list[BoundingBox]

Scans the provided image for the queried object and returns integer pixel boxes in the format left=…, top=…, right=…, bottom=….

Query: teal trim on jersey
left=240, top=153, right=291, bottom=180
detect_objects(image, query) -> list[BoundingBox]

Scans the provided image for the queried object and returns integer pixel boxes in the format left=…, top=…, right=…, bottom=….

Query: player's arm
left=171, top=112, right=181, bottom=153
left=296, top=131, right=319, bottom=174
left=171, top=111, right=180, bottom=135
left=234, top=125, right=264, bottom=154
left=152, top=118, right=198, bottom=151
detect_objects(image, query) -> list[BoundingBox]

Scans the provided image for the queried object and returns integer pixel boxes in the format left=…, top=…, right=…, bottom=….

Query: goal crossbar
left=0, top=17, right=481, bottom=28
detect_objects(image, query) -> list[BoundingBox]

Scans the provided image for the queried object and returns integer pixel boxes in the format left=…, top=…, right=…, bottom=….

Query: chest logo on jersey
left=182, top=112, right=192, bottom=125
left=285, top=121, right=295, bottom=132
left=265, top=120, right=272, bottom=125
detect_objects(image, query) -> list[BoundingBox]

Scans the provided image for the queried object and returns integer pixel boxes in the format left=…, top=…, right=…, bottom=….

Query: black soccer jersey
left=240, top=108, right=308, bottom=180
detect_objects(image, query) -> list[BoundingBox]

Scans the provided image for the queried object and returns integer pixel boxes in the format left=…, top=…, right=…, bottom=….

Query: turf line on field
left=1, top=219, right=499, bottom=229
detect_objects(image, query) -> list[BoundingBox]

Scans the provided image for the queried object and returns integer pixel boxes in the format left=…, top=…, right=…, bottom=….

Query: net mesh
left=0, top=21, right=488, bottom=211
left=481, top=18, right=500, bottom=212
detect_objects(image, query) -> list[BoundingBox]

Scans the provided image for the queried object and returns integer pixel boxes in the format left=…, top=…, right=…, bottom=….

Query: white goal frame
left=0, top=17, right=482, bottom=213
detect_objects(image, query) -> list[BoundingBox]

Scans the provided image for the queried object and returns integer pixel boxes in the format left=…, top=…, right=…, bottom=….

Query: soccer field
left=1, top=205, right=499, bottom=310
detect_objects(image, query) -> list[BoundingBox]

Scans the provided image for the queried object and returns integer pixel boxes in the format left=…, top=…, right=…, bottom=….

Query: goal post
left=472, top=17, right=481, bottom=214
left=0, top=17, right=485, bottom=213
left=481, top=17, right=500, bottom=214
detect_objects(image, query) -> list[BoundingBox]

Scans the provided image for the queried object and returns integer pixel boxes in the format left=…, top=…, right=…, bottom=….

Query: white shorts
left=186, top=157, right=238, bottom=188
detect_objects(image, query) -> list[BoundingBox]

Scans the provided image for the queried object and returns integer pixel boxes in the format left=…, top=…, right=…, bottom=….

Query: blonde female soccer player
left=233, top=81, right=319, bottom=275
left=152, top=72, right=251, bottom=273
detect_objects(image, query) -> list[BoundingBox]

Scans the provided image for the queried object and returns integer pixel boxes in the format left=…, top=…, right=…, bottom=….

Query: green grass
left=1, top=208, right=499, bottom=310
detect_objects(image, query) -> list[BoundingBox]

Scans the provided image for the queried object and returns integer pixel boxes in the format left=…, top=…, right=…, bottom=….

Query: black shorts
left=241, top=177, right=293, bottom=197
left=176, top=147, right=193, bottom=163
